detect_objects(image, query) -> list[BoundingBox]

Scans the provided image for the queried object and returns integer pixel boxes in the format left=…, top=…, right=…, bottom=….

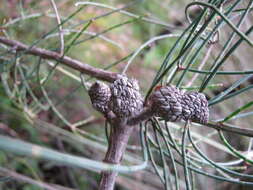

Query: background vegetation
left=0, top=0, right=253, bottom=189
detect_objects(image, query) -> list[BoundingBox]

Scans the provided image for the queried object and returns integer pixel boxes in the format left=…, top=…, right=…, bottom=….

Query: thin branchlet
left=0, top=37, right=119, bottom=82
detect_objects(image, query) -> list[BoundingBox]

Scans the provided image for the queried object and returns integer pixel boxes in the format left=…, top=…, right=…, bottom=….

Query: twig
left=0, top=37, right=119, bottom=82
left=128, top=108, right=253, bottom=137
left=0, top=134, right=147, bottom=173
left=3, top=13, right=43, bottom=27
left=45, top=29, right=125, bottom=50
left=75, top=1, right=178, bottom=29
left=186, top=43, right=214, bottom=88
left=122, top=34, right=180, bottom=74
left=127, top=107, right=154, bottom=126
left=50, top=0, right=64, bottom=56
left=99, top=121, right=134, bottom=190
left=98, top=99, right=154, bottom=189
left=0, top=167, right=74, bottom=190
left=99, top=108, right=153, bottom=190
left=205, top=122, right=253, bottom=137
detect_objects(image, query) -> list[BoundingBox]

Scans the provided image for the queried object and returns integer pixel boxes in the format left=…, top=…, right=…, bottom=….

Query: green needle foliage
left=0, top=0, right=253, bottom=189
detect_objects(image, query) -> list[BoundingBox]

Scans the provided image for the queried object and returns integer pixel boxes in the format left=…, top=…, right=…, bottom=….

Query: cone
left=182, top=92, right=209, bottom=124
left=109, top=76, right=143, bottom=118
left=88, top=82, right=111, bottom=114
left=149, top=85, right=209, bottom=124
left=150, top=85, right=183, bottom=121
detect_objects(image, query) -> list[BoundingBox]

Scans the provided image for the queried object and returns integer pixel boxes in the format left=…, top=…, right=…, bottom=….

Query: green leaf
left=223, top=101, right=253, bottom=122
left=0, top=135, right=147, bottom=173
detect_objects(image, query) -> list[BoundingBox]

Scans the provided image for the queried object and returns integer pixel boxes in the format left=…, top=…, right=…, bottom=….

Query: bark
left=127, top=107, right=153, bottom=126
left=0, top=37, right=119, bottom=82
left=99, top=121, right=133, bottom=190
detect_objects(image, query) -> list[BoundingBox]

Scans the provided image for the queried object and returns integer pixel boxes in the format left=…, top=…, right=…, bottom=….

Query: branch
left=0, top=167, right=72, bottom=190
left=127, top=107, right=253, bottom=137
left=127, top=107, right=154, bottom=126
left=50, top=0, right=64, bottom=56
left=99, top=121, right=133, bottom=190
left=0, top=37, right=119, bottom=82
left=205, top=122, right=253, bottom=137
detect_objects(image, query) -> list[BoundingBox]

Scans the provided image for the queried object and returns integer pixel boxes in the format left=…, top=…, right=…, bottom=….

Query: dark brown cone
left=88, top=82, right=111, bottom=114
left=109, top=76, right=143, bottom=118
left=149, top=85, right=183, bottom=121
left=149, top=85, right=209, bottom=124
left=182, top=92, right=209, bottom=124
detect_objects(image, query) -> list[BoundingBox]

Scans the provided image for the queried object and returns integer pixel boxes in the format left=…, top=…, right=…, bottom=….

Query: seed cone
left=109, top=76, right=143, bottom=118
left=150, top=85, right=182, bottom=121
left=182, top=92, right=209, bottom=124
left=149, top=85, right=209, bottom=124
left=88, top=82, right=111, bottom=114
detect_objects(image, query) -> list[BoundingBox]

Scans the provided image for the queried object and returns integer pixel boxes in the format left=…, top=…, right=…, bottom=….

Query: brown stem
left=0, top=37, right=119, bottom=82
left=99, top=108, right=154, bottom=190
left=128, top=107, right=154, bottom=126
left=99, top=121, right=133, bottom=190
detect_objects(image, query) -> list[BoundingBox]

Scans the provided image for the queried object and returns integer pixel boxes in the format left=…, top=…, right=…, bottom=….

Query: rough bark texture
left=109, top=76, right=143, bottom=118
left=149, top=85, right=209, bottom=124
left=89, top=82, right=111, bottom=114
left=150, top=85, right=182, bottom=121
left=99, top=122, right=133, bottom=190
left=127, top=107, right=154, bottom=126
left=181, top=91, right=209, bottom=124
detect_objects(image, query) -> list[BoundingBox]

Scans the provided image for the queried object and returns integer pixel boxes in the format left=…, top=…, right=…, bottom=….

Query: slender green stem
left=182, top=121, right=192, bottom=190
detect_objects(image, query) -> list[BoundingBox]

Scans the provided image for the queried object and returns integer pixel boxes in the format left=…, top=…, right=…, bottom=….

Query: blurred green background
left=0, top=0, right=253, bottom=189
